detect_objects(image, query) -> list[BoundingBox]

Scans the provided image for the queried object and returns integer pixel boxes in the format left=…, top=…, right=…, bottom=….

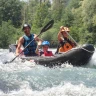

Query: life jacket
left=40, top=51, right=53, bottom=56
left=23, top=34, right=37, bottom=56
left=59, top=38, right=74, bottom=52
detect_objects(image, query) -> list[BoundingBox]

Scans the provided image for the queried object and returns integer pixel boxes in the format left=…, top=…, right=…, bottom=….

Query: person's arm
left=16, top=37, right=24, bottom=56
left=57, top=31, right=64, bottom=42
left=34, top=34, right=42, bottom=55
left=34, top=34, right=42, bottom=45
left=58, top=26, right=65, bottom=42
left=35, top=45, right=40, bottom=56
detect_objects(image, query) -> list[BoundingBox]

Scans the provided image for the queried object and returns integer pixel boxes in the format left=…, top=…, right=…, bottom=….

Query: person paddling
left=56, top=26, right=76, bottom=53
left=36, top=41, right=54, bottom=56
left=16, top=24, right=42, bottom=56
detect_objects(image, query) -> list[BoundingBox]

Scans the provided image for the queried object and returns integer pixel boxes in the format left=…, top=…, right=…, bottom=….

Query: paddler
left=56, top=26, right=76, bottom=53
left=36, top=41, right=54, bottom=56
left=16, top=24, right=42, bottom=56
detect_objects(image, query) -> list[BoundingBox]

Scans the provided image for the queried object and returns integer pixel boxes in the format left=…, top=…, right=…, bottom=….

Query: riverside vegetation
left=0, top=0, right=96, bottom=48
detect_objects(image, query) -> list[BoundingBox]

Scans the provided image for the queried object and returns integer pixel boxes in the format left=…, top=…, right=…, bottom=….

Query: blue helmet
left=42, top=41, right=50, bottom=46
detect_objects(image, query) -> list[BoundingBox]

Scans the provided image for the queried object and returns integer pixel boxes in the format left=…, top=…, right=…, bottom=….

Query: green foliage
left=0, top=0, right=96, bottom=48
left=70, top=26, right=80, bottom=42
left=61, top=9, right=74, bottom=27
left=0, top=0, right=23, bottom=27
left=81, top=0, right=96, bottom=28
left=0, top=21, right=20, bottom=48
left=33, top=3, right=50, bottom=28
left=51, top=0, right=63, bottom=21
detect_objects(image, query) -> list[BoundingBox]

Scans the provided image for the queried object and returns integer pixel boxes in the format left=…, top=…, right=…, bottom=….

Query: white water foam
left=87, top=48, right=96, bottom=68
left=0, top=49, right=96, bottom=96
left=0, top=83, right=96, bottom=96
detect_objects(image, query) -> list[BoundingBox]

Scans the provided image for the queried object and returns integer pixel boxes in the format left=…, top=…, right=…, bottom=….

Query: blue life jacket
left=23, top=34, right=37, bottom=56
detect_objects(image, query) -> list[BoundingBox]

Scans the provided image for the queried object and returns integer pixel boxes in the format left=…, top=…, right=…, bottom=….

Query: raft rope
left=80, top=47, right=95, bottom=53
left=64, top=31, right=95, bottom=54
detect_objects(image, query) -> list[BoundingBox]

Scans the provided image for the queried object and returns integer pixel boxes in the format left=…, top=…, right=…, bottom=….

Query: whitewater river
left=0, top=48, right=96, bottom=96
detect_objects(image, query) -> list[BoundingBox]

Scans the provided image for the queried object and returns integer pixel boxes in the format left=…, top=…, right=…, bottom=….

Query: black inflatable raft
left=9, top=44, right=95, bottom=67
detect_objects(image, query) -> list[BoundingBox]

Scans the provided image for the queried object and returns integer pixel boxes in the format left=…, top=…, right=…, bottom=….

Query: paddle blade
left=3, top=61, right=10, bottom=64
left=40, top=20, right=54, bottom=34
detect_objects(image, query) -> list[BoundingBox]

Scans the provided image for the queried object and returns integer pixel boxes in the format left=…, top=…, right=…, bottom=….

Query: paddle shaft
left=65, top=31, right=78, bottom=46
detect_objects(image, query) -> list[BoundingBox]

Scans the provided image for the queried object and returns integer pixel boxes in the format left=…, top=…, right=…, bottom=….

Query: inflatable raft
left=9, top=44, right=95, bottom=67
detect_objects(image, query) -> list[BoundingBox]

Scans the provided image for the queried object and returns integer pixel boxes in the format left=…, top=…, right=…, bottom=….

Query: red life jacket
left=40, top=51, right=53, bottom=56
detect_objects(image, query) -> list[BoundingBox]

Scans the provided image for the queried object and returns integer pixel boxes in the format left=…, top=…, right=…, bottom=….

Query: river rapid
left=0, top=48, right=96, bottom=96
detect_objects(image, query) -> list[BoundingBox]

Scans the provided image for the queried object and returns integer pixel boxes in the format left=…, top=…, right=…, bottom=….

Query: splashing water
left=0, top=48, right=96, bottom=96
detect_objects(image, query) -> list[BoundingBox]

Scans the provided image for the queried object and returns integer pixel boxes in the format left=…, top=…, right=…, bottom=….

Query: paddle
left=64, top=31, right=78, bottom=46
left=4, top=20, right=54, bottom=64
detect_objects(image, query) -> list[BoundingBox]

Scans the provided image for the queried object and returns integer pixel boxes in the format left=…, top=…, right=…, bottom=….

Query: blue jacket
left=23, top=34, right=37, bottom=56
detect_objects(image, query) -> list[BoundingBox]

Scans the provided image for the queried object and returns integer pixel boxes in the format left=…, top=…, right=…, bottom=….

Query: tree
left=51, top=0, right=63, bottom=21
left=32, top=1, right=51, bottom=28
left=0, top=0, right=23, bottom=27
left=0, top=21, right=21, bottom=48
left=80, top=0, right=96, bottom=44
left=81, top=0, right=96, bottom=30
